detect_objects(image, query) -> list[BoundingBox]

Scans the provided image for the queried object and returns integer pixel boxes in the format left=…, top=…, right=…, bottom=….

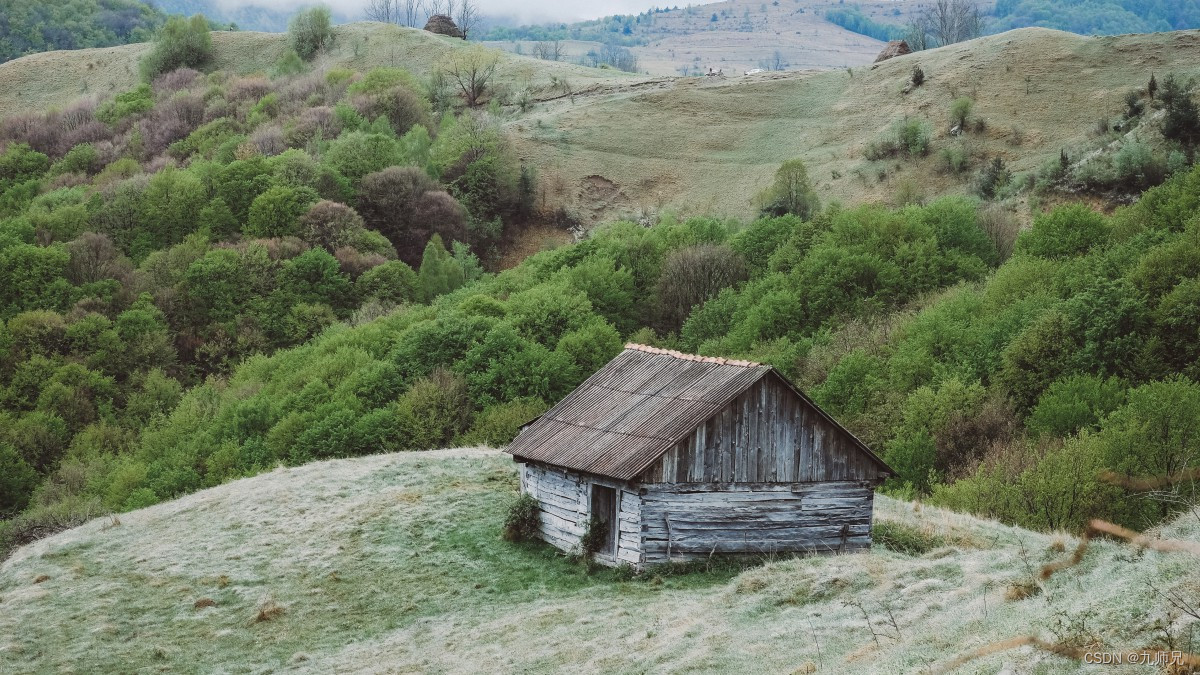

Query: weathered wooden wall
left=520, top=462, right=642, bottom=567
left=639, top=481, right=875, bottom=564
left=638, top=373, right=888, bottom=484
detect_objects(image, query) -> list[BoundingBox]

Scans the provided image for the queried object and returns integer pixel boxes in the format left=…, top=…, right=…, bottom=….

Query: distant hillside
left=482, top=0, right=1200, bottom=76
left=4, top=25, right=1200, bottom=222
left=483, top=0, right=894, bottom=76
left=152, top=0, right=354, bottom=33
left=1, top=449, right=1196, bottom=672
left=988, top=0, right=1200, bottom=34
left=0, top=0, right=164, bottom=64
left=0, top=22, right=627, bottom=121
left=509, top=28, right=1200, bottom=221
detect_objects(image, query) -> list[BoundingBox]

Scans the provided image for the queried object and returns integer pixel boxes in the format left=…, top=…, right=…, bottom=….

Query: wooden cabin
left=505, top=344, right=894, bottom=568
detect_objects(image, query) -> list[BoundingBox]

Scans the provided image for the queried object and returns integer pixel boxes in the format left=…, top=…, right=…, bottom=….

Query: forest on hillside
left=2, top=10, right=1200, bottom=559
left=0, top=0, right=164, bottom=63
left=989, top=0, right=1200, bottom=34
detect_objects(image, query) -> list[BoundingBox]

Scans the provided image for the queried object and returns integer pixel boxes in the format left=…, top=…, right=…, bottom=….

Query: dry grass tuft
left=1040, top=534, right=1090, bottom=580
left=1003, top=579, right=1041, bottom=601
left=216, top=575, right=229, bottom=588
left=735, top=576, right=769, bottom=594
left=193, top=598, right=216, bottom=610
left=1089, top=519, right=1200, bottom=556
left=252, top=596, right=286, bottom=624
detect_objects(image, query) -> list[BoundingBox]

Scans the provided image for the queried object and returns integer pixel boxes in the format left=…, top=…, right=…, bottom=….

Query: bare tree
left=758, top=50, right=786, bottom=72
left=425, top=0, right=448, bottom=20
left=404, top=0, right=424, bottom=27
left=455, top=0, right=478, bottom=40
left=365, top=0, right=400, bottom=23
left=532, top=40, right=564, bottom=61
left=907, top=0, right=981, bottom=50
left=441, top=44, right=499, bottom=107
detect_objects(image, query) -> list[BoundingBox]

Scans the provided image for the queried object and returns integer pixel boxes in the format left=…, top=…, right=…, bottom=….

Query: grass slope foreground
left=2, top=450, right=1198, bottom=673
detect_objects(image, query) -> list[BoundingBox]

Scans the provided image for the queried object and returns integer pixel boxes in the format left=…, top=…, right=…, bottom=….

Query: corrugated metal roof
left=505, top=344, right=773, bottom=481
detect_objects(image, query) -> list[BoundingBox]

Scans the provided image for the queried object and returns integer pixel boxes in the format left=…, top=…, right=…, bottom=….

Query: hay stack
left=874, top=40, right=912, bottom=63
left=424, top=14, right=464, bottom=39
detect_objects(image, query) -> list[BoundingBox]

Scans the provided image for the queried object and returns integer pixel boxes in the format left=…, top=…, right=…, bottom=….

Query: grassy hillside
left=1, top=449, right=1196, bottom=673
left=512, top=27, right=1200, bottom=222
left=4, top=25, right=1199, bottom=221
left=0, top=22, right=629, bottom=121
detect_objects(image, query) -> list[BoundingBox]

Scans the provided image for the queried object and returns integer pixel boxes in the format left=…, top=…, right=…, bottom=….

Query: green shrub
left=502, top=493, right=541, bottom=542
left=96, top=84, right=156, bottom=124
left=866, top=118, right=931, bottom=159
left=1026, top=374, right=1127, bottom=438
left=1112, top=141, right=1167, bottom=190
left=895, top=117, right=931, bottom=156
left=0, top=443, right=39, bottom=515
left=288, top=6, right=334, bottom=60
left=950, top=97, right=973, bottom=130
left=1016, top=204, right=1109, bottom=259
left=323, top=131, right=404, bottom=183
left=394, top=368, right=473, bottom=450
left=940, top=146, right=969, bottom=174
left=462, top=397, right=548, bottom=447
left=274, top=48, right=306, bottom=76
left=757, top=159, right=819, bottom=219
left=976, top=157, right=1011, bottom=199
left=1124, top=89, right=1144, bottom=118
left=0, top=144, right=50, bottom=190
left=579, top=515, right=609, bottom=555
left=347, top=67, right=423, bottom=97
left=357, top=261, right=418, bottom=304
left=140, top=15, right=213, bottom=81
left=929, top=436, right=1118, bottom=532
left=1161, top=73, right=1200, bottom=147
left=872, top=520, right=948, bottom=555
left=49, top=144, right=100, bottom=177
left=245, top=186, right=320, bottom=238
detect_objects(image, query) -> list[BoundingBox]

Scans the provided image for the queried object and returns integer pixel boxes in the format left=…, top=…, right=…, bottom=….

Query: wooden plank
left=732, top=392, right=744, bottom=482
left=797, top=406, right=811, bottom=482
left=783, top=393, right=797, bottom=482
left=648, top=480, right=874, bottom=491
left=757, top=379, right=768, bottom=482
left=718, top=404, right=732, bottom=482
left=539, top=509, right=583, bottom=535
left=700, top=417, right=710, bottom=480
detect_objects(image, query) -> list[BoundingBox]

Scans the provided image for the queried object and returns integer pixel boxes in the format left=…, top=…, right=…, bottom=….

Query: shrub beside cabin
left=506, top=344, right=894, bottom=568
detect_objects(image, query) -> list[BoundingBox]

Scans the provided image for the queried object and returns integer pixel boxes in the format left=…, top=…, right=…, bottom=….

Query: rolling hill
left=1, top=448, right=1196, bottom=673
left=483, top=0, right=904, bottom=77
left=3, top=23, right=1199, bottom=223
left=510, top=27, right=1200, bottom=222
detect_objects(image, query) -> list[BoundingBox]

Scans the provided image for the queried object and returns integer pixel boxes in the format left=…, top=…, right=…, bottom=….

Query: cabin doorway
left=589, top=485, right=618, bottom=555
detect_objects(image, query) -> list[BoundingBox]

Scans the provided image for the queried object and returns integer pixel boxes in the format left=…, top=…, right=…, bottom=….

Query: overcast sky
left=216, top=0, right=657, bottom=24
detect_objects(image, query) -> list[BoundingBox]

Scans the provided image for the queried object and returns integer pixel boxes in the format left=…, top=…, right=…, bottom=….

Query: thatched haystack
left=874, top=40, right=912, bottom=63
left=424, top=14, right=465, bottom=39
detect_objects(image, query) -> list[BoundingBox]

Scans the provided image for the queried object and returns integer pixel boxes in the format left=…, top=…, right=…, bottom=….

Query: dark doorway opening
left=590, top=485, right=618, bottom=555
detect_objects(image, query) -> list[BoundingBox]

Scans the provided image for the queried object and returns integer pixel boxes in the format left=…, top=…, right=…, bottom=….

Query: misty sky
left=215, top=0, right=656, bottom=24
